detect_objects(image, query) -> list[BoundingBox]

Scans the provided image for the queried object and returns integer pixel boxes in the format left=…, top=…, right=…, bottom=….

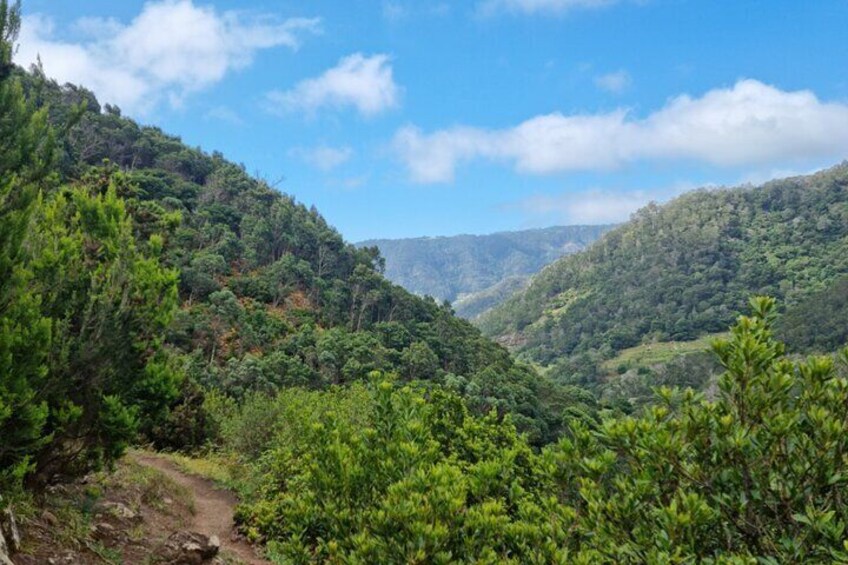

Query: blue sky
left=15, top=0, right=848, bottom=241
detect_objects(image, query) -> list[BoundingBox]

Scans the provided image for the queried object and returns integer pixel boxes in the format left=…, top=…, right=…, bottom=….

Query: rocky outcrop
left=0, top=497, right=20, bottom=565
left=156, top=531, right=221, bottom=564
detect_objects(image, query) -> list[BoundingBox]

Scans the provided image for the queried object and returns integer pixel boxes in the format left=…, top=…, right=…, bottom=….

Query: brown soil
left=12, top=453, right=269, bottom=565
left=130, top=453, right=269, bottom=565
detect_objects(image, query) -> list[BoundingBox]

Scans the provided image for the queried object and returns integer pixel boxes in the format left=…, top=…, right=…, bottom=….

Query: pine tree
left=0, top=0, right=56, bottom=490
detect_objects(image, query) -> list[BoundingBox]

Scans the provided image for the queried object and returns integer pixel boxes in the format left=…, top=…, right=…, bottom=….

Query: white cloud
left=594, top=69, right=631, bottom=93
left=478, top=0, right=621, bottom=16
left=393, top=79, right=848, bottom=183
left=266, top=53, right=400, bottom=117
left=516, top=190, right=656, bottom=224
left=511, top=183, right=695, bottom=225
left=289, top=145, right=354, bottom=171
left=16, top=1, right=320, bottom=114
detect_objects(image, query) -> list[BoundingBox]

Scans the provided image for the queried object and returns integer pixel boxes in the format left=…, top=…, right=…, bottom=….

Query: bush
left=229, top=299, right=848, bottom=563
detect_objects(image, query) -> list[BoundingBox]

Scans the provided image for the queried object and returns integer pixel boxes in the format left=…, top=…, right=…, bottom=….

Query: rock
left=208, top=535, right=220, bottom=550
left=156, top=531, right=220, bottom=564
left=97, top=501, right=141, bottom=524
left=0, top=497, right=20, bottom=565
left=46, top=552, right=77, bottom=564
left=1, top=507, right=20, bottom=552
left=0, top=528, right=13, bottom=565
left=91, top=521, right=114, bottom=533
left=41, top=510, right=58, bottom=527
left=90, top=521, right=128, bottom=546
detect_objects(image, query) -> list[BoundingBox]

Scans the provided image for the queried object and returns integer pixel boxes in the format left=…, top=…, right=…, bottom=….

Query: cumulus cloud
left=289, top=145, right=354, bottom=171
left=16, top=0, right=320, bottom=114
left=393, top=79, right=848, bottom=183
left=594, top=69, right=631, bottom=93
left=478, top=0, right=621, bottom=16
left=266, top=53, right=400, bottom=117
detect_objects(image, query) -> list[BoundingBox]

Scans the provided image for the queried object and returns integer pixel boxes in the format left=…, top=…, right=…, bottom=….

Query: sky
left=14, top=0, right=848, bottom=241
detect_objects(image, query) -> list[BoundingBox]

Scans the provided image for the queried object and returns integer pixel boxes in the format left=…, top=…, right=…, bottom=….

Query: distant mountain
left=453, top=276, right=531, bottom=319
left=358, top=225, right=613, bottom=318
left=479, top=163, right=848, bottom=377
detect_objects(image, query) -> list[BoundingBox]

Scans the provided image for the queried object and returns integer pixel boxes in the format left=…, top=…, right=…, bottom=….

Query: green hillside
left=480, top=165, right=848, bottom=372
left=0, top=54, right=585, bottom=492
left=359, top=224, right=612, bottom=317
left=453, top=275, right=531, bottom=319
left=5, top=3, right=848, bottom=562
left=778, top=274, right=848, bottom=353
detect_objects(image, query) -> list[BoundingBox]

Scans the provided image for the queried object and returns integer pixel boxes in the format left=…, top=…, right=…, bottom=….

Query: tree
left=401, top=341, right=439, bottom=381
left=549, top=297, right=848, bottom=562
left=25, top=179, right=180, bottom=483
left=0, top=0, right=55, bottom=489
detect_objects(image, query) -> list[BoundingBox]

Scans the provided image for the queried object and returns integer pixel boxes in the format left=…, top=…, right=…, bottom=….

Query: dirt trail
left=132, top=453, right=270, bottom=565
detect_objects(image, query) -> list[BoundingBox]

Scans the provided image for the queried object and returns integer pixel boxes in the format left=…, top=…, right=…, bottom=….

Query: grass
left=601, top=332, right=728, bottom=374
left=102, top=457, right=194, bottom=515
left=154, top=451, right=237, bottom=490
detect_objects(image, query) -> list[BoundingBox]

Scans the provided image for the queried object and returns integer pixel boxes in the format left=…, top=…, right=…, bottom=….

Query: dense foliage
left=25, top=180, right=179, bottom=483
left=0, top=4, right=181, bottom=485
left=222, top=299, right=848, bottom=563
left=0, top=0, right=578, bottom=495
left=778, top=274, right=848, bottom=353
left=22, top=70, right=578, bottom=445
left=360, top=225, right=611, bottom=318
left=481, top=166, right=848, bottom=372
left=3, top=2, right=848, bottom=560
left=0, top=0, right=55, bottom=489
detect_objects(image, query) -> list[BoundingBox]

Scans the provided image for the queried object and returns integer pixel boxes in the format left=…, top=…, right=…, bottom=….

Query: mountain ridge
left=480, top=163, right=848, bottom=378
left=358, top=223, right=613, bottom=317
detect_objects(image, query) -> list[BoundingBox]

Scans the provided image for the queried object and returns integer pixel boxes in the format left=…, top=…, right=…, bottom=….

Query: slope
left=19, top=66, right=571, bottom=446
left=359, top=224, right=612, bottom=317
left=480, top=164, right=848, bottom=373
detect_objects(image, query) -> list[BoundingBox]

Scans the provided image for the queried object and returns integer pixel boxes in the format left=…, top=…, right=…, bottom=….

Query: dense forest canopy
left=778, top=274, right=848, bottom=353
left=221, top=299, right=848, bottom=563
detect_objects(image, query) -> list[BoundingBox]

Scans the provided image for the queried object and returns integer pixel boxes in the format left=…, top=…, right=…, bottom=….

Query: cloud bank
left=393, top=80, right=848, bottom=183
left=267, top=53, right=400, bottom=117
left=16, top=0, right=320, bottom=114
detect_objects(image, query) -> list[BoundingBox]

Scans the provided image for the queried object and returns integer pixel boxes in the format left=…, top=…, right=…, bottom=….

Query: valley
left=359, top=224, right=612, bottom=319
left=2, top=1, right=848, bottom=563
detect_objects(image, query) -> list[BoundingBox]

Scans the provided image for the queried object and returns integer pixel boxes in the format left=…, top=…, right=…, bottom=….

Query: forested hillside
left=481, top=165, right=848, bottom=376
left=0, top=20, right=582, bottom=496
left=359, top=224, right=611, bottom=318
left=778, top=274, right=848, bottom=353
left=5, top=2, right=848, bottom=562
